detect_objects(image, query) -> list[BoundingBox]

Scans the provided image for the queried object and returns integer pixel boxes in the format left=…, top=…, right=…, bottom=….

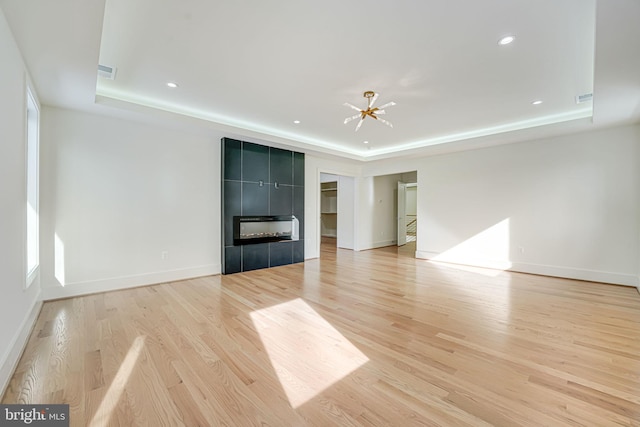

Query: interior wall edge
left=0, top=295, right=43, bottom=398
left=41, top=263, right=220, bottom=300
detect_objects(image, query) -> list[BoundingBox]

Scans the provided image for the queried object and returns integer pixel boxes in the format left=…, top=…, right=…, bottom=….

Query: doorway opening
left=320, top=175, right=337, bottom=250
left=319, top=173, right=355, bottom=256
left=364, top=171, right=417, bottom=258
left=398, top=181, right=417, bottom=246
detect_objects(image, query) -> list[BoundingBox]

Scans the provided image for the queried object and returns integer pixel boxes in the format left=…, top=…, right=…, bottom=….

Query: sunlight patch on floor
left=90, top=336, right=145, bottom=427
left=250, top=298, right=369, bottom=408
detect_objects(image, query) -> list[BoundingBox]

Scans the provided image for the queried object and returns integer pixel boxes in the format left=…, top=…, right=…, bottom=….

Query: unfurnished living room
left=1, top=1, right=640, bottom=426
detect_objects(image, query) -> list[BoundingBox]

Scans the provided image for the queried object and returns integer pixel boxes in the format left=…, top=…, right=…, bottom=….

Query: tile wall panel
left=221, top=138, right=304, bottom=274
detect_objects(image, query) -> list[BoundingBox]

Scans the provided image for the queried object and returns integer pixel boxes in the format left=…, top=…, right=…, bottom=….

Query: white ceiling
left=2, top=0, right=639, bottom=161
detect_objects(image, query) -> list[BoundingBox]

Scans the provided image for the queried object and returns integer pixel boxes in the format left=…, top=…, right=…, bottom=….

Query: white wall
left=337, top=176, right=355, bottom=249
left=0, top=9, right=42, bottom=395
left=40, top=108, right=365, bottom=296
left=40, top=107, right=222, bottom=299
left=416, top=125, right=640, bottom=286
left=39, top=112, right=363, bottom=293
left=356, top=173, right=403, bottom=249
left=401, top=171, right=418, bottom=183
left=374, top=174, right=402, bottom=247
left=320, top=173, right=337, bottom=184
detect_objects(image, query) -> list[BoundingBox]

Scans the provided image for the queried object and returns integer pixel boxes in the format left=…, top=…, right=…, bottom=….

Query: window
left=26, top=86, right=39, bottom=287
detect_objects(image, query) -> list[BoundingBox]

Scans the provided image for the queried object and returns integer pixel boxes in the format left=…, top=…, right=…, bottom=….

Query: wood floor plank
left=167, top=383, right=210, bottom=427
left=3, top=239, right=640, bottom=426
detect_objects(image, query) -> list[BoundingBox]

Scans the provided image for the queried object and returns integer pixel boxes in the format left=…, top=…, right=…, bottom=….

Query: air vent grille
left=97, top=64, right=117, bottom=80
left=575, top=93, right=593, bottom=104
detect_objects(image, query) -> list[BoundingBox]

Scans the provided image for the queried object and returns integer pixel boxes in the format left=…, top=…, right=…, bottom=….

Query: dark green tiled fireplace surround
left=221, top=138, right=304, bottom=274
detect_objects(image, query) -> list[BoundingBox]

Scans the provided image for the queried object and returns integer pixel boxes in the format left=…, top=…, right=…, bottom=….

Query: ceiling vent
left=575, top=93, right=593, bottom=104
left=97, top=64, right=117, bottom=80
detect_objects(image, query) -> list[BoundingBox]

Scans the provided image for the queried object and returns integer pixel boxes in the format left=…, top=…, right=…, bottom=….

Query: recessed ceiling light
left=532, top=100, right=543, bottom=105
left=293, top=120, right=300, bottom=124
left=166, top=82, right=178, bottom=88
left=363, top=141, right=369, bottom=144
left=498, top=35, right=515, bottom=46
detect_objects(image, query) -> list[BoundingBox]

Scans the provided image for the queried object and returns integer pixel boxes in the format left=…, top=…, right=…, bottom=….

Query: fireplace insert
left=233, top=215, right=299, bottom=245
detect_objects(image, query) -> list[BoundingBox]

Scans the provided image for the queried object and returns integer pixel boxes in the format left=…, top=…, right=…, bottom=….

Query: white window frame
left=25, top=84, right=40, bottom=288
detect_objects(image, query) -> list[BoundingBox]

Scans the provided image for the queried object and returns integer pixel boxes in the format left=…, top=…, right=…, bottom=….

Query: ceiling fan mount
left=344, top=91, right=396, bottom=131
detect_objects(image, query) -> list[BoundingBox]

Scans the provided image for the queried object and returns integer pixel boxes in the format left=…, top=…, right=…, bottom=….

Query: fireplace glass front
left=233, top=215, right=299, bottom=245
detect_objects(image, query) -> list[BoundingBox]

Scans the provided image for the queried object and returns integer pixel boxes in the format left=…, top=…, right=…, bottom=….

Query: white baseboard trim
left=0, top=293, right=43, bottom=397
left=364, top=240, right=397, bottom=250
left=509, top=262, right=637, bottom=287
left=42, top=264, right=221, bottom=300
left=416, top=251, right=514, bottom=270
left=416, top=250, right=637, bottom=287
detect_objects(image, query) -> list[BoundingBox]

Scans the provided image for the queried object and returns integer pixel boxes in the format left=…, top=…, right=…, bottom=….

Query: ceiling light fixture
left=363, top=140, right=369, bottom=144
left=532, top=100, right=543, bottom=105
left=166, top=82, right=178, bottom=88
left=498, top=35, right=515, bottom=46
left=344, top=91, right=396, bottom=132
left=293, top=120, right=300, bottom=124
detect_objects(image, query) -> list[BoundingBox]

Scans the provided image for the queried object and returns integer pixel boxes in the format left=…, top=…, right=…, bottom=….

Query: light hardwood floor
left=3, top=241, right=640, bottom=426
